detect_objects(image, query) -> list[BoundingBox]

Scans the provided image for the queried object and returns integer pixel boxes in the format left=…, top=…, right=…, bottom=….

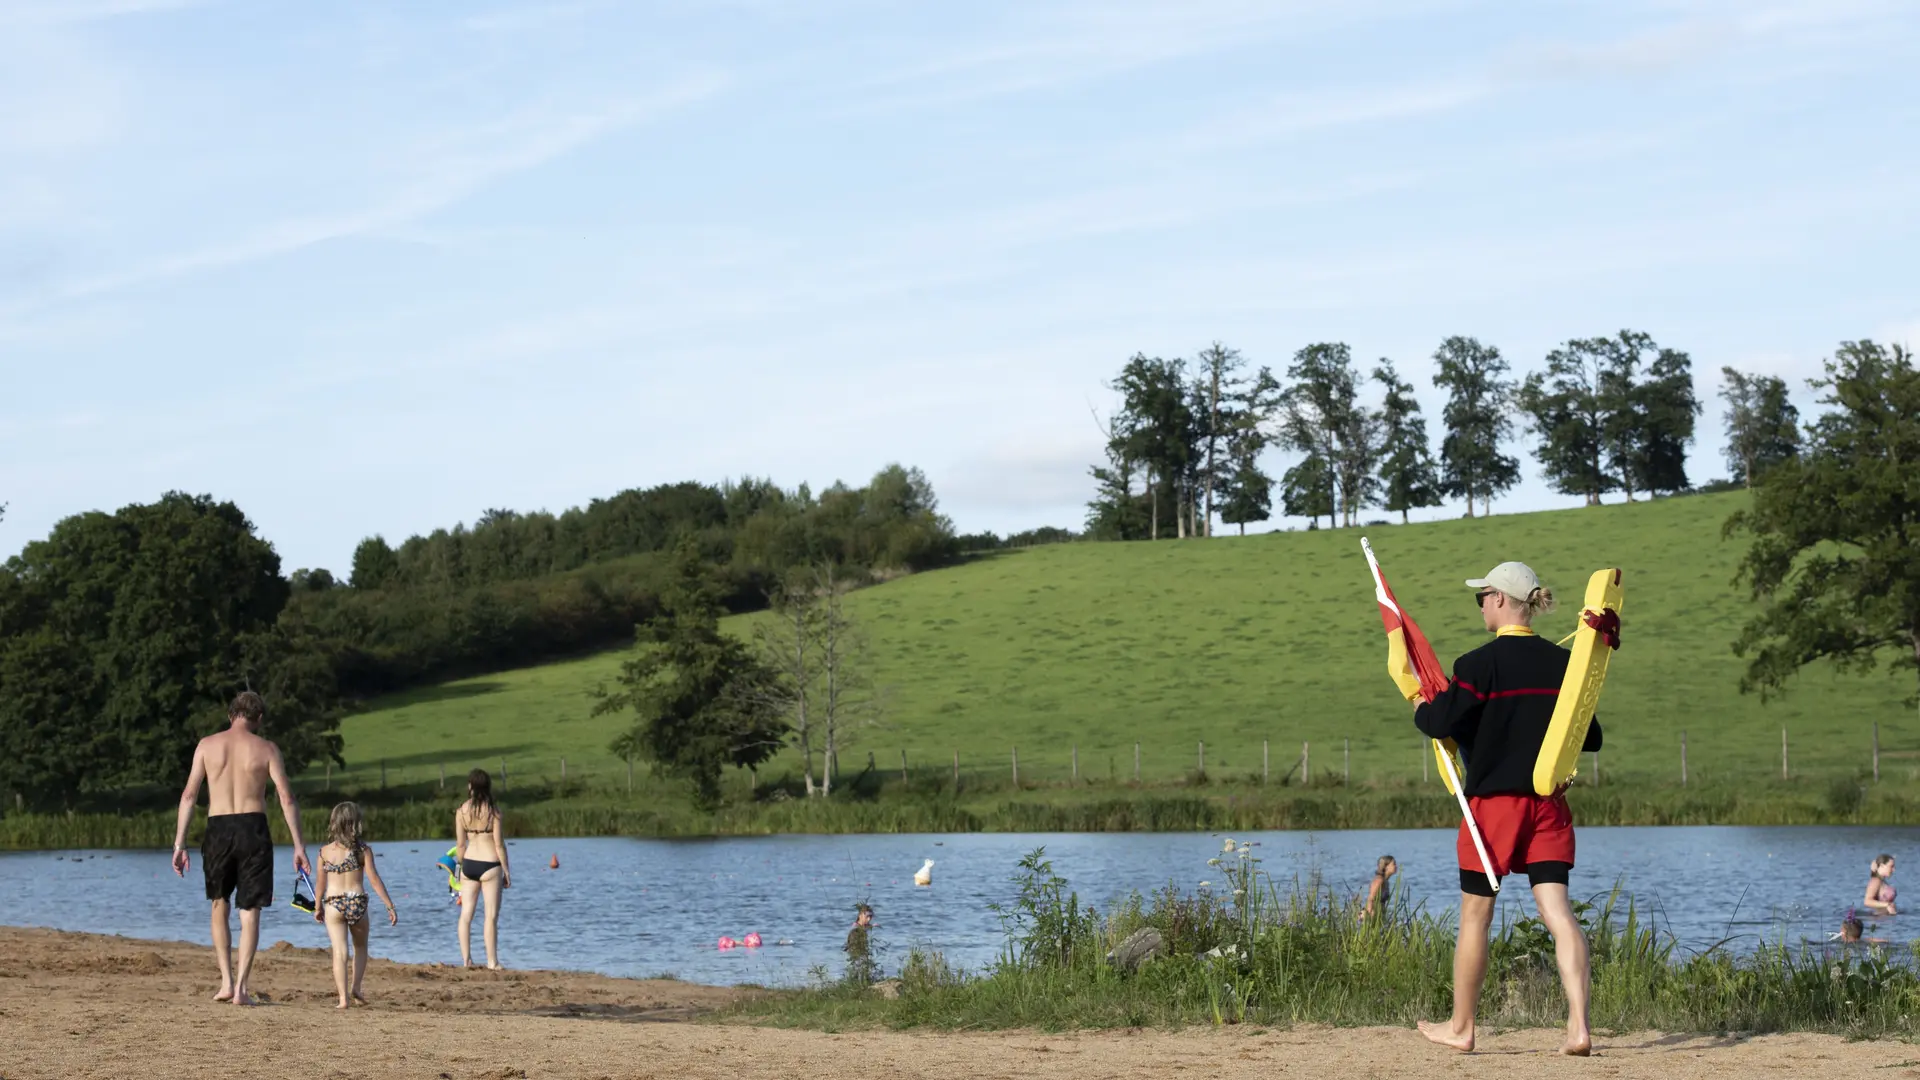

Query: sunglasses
left=1475, top=590, right=1497, bottom=608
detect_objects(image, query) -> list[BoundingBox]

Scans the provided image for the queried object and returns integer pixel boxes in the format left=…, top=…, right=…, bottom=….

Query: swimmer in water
left=1359, top=855, right=1398, bottom=922
left=1840, top=914, right=1888, bottom=945
left=1864, top=854, right=1897, bottom=916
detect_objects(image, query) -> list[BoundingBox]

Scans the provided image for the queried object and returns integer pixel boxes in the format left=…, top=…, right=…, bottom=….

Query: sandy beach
left=0, top=926, right=1913, bottom=1079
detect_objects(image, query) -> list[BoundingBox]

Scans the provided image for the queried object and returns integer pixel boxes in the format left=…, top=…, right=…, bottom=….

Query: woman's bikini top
left=1874, top=877, right=1897, bottom=904
left=322, top=845, right=363, bottom=874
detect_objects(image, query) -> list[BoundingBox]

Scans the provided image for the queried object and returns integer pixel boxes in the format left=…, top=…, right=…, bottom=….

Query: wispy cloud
left=3, top=75, right=728, bottom=317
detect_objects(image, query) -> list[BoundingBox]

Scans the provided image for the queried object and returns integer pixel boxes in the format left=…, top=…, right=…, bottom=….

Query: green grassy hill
left=336, top=491, right=1918, bottom=805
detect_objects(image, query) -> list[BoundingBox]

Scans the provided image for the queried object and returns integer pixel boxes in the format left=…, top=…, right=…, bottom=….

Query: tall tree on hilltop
left=1432, top=336, right=1521, bottom=517
left=1281, top=453, right=1336, bottom=528
left=1587, top=331, right=1700, bottom=500
left=1195, top=344, right=1281, bottom=537
left=349, top=536, right=399, bottom=589
left=1374, top=361, right=1443, bottom=524
left=1108, top=354, right=1199, bottom=540
left=1520, top=339, right=1613, bottom=505
left=1636, top=342, right=1702, bottom=495
left=1727, top=341, right=1920, bottom=704
left=1283, top=343, right=1374, bottom=527
left=1720, top=367, right=1801, bottom=487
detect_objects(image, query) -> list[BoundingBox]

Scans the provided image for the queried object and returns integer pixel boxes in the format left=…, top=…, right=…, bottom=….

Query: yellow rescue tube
left=1533, top=568, right=1624, bottom=795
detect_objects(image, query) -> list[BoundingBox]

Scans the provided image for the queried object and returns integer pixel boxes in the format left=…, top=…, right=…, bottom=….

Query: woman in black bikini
left=455, top=769, right=511, bottom=969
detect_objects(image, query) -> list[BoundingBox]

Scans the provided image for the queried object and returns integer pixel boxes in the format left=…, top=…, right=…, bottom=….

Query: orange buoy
left=549, top=854, right=559, bottom=870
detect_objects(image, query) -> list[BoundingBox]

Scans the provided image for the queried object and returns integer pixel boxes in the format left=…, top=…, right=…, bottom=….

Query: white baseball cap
left=1466, top=561, right=1541, bottom=599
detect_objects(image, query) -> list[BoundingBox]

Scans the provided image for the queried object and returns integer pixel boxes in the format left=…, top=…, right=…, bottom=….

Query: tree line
left=1081, top=331, right=1819, bottom=536
left=0, top=465, right=957, bottom=809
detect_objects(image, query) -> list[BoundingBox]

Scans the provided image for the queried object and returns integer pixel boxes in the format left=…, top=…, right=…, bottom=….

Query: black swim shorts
left=203, top=812, right=274, bottom=910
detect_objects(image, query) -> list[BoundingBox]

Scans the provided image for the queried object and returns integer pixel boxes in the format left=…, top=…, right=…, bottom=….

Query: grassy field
left=328, top=490, right=1917, bottom=812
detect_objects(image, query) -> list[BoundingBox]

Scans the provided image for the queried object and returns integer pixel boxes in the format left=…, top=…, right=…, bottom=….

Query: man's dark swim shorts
left=203, top=812, right=274, bottom=910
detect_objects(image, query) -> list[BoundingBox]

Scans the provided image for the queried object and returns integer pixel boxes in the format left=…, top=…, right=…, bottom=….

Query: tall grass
left=730, top=841, right=1920, bottom=1037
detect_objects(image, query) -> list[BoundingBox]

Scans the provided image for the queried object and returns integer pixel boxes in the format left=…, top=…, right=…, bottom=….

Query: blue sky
left=2, top=0, right=1915, bottom=573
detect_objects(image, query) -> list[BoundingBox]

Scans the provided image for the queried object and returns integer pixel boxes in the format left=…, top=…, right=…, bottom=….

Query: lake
left=0, top=826, right=1910, bottom=987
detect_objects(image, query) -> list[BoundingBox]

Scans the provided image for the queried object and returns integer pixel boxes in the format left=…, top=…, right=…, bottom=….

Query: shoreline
left=2, top=929, right=1916, bottom=1080
left=7, top=783, right=1919, bottom=850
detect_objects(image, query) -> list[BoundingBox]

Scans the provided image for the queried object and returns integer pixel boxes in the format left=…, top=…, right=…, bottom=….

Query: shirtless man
left=171, top=691, right=311, bottom=1006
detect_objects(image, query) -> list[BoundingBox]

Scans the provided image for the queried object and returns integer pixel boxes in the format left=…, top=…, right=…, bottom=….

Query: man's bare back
left=197, top=726, right=277, bottom=816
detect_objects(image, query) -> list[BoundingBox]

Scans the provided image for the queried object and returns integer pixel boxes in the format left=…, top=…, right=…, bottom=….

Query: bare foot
left=1561, top=1036, right=1593, bottom=1057
left=230, top=989, right=254, bottom=1007
left=351, top=993, right=367, bottom=1005
left=336, top=999, right=350, bottom=1010
left=213, top=986, right=234, bottom=1002
left=1416, top=1020, right=1474, bottom=1052
left=486, top=963, right=504, bottom=972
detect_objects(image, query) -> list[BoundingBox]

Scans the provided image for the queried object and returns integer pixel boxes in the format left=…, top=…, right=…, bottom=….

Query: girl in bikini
left=312, top=801, right=397, bottom=1008
left=455, top=768, right=511, bottom=970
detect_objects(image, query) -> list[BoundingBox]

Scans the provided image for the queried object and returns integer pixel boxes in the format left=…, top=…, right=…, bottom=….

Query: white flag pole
left=1362, top=538, right=1500, bottom=895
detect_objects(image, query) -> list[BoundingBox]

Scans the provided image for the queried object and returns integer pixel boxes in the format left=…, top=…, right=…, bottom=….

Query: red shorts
left=1457, top=793, right=1575, bottom=878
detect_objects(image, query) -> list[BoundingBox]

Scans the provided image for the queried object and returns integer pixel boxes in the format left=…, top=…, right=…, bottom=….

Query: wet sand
left=1, top=927, right=1912, bottom=1079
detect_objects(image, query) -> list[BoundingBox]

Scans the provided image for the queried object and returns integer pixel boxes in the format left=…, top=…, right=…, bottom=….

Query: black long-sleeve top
left=1413, top=630, right=1602, bottom=797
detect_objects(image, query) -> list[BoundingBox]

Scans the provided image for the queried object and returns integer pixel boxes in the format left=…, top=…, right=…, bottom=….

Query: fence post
left=561, top=757, right=566, bottom=782
left=1592, top=750, right=1600, bottom=787
left=627, top=756, right=634, bottom=795
left=1072, top=745, right=1078, bottom=782
left=1873, top=722, right=1880, bottom=783
left=1782, top=727, right=1788, bottom=780
left=901, top=749, right=909, bottom=784
left=1134, top=743, right=1140, bottom=783
left=953, top=750, right=959, bottom=790
left=1262, top=739, right=1269, bottom=785
left=1422, top=743, right=1428, bottom=784
left=1198, top=741, right=1204, bottom=776
left=380, top=759, right=387, bottom=790
left=1343, top=738, right=1350, bottom=786
left=1302, top=742, right=1310, bottom=784
left=326, top=761, right=332, bottom=791
left=1012, top=746, right=1019, bottom=788
left=439, top=762, right=446, bottom=791
left=502, top=757, right=508, bottom=785
left=1680, top=731, right=1687, bottom=787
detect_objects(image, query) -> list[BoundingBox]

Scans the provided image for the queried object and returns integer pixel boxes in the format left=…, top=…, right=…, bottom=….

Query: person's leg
left=481, top=873, right=504, bottom=969
left=1529, top=877, right=1592, bottom=1056
left=209, top=899, right=234, bottom=1001
left=349, top=916, right=370, bottom=1003
left=232, top=907, right=261, bottom=1006
left=324, top=908, right=351, bottom=1008
left=1418, top=886, right=1495, bottom=1051
left=458, top=880, right=480, bottom=967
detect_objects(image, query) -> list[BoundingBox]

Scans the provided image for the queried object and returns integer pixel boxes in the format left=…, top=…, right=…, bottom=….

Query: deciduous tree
left=1374, top=361, right=1443, bottom=523
left=1727, top=341, right=1920, bottom=703
left=1720, top=367, right=1801, bottom=487
left=593, top=538, right=786, bottom=808
left=1432, top=336, right=1520, bottom=517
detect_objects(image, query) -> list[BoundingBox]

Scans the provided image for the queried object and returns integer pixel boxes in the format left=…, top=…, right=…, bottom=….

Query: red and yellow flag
left=1362, top=538, right=1448, bottom=703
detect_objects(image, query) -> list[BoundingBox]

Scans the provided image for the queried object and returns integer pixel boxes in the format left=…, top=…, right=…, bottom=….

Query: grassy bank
left=726, top=843, right=1920, bottom=1037
left=333, top=490, right=1920, bottom=807
left=9, top=771, right=1920, bottom=849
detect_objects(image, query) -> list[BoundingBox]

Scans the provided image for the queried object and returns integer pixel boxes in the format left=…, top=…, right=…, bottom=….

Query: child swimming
left=313, top=801, right=397, bottom=1008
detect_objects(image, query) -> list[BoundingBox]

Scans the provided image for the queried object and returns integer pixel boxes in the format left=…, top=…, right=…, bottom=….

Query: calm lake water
left=1, top=826, right=1911, bottom=987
